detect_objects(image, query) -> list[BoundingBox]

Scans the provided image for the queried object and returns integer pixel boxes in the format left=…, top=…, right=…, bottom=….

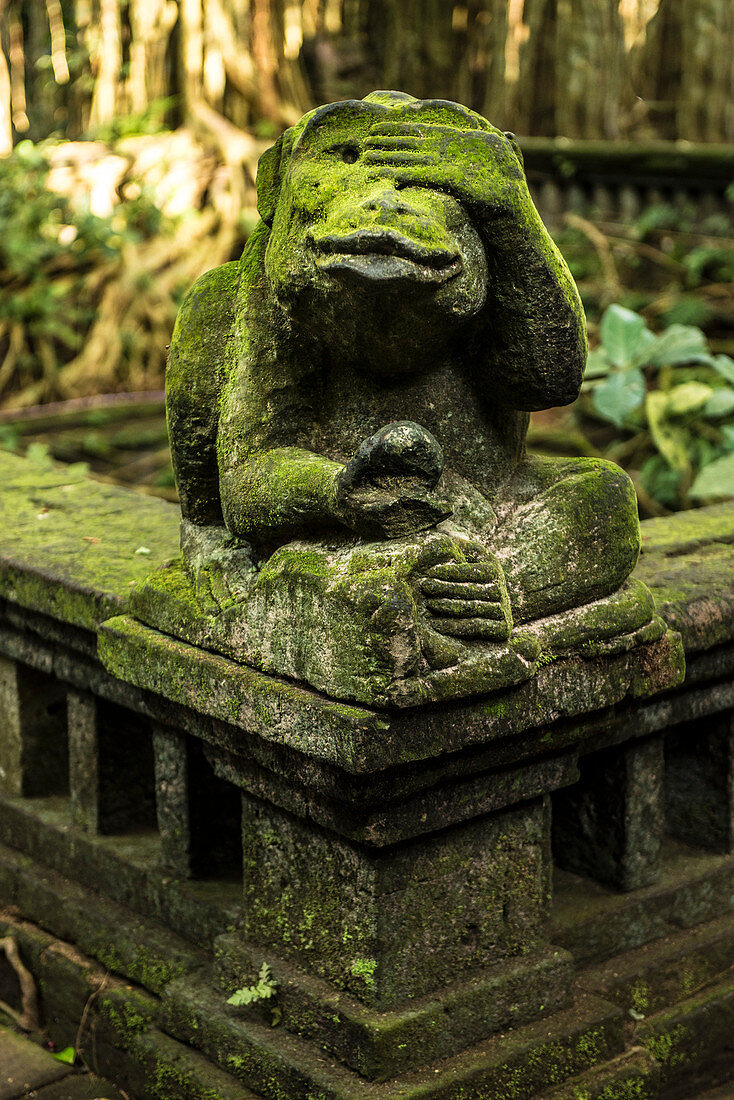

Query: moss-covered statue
left=133, top=91, right=662, bottom=707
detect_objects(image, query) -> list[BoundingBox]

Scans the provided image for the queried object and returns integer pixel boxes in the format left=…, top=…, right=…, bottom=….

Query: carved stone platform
left=0, top=451, right=733, bottom=1097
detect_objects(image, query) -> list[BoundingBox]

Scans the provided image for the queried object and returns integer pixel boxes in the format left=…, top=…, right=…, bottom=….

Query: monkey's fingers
left=363, top=135, right=425, bottom=151
left=425, top=561, right=504, bottom=583
left=424, top=597, right=507, bottom=620
left=420, top=577, right=502, bottom=600
left=368, top=121, right=497, bottom=139
left=363, top=151, right=433, bottom=167
left=430, top=617, right=511, bottom=641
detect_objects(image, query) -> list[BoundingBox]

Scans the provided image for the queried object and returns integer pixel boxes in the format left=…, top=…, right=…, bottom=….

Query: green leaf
left=639, top=454, right=682, bottom=508
left=593, top=368, right=646, bottom=428
left=704, top=388, right=734, bottom=419
left=709, top=354, right=734, bottom=385
left=227, top=962, right=277, bottom=1007
left=721, top=425, right=734, bottom=451
left=644, top=324, right=709, bottom=367
left=646, top=391, right=691, bottom=472
left=53, top=1046, right=76, bottom=1065
left=665, top=382, right=713, bottom=417
left=599, top=305, right=653, bottom=368
left=584, top=346, right=611, bottom=379
left=689, top=452, right=734, bottom=499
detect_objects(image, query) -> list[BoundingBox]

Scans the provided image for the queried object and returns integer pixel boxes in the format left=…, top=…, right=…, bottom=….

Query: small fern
left=227, top=962, right=277, bottom=1007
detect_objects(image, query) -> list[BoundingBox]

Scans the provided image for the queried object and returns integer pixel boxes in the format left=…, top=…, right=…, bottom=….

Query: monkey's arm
left=219, top=444, right=345, bottom=543
left=364, top=124, right=587, bottom=410
left=218, top=401, right=451, bottom=544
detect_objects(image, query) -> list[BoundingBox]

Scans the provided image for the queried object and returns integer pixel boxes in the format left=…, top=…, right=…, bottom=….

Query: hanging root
left=0, top=935, right=40, bottom=1031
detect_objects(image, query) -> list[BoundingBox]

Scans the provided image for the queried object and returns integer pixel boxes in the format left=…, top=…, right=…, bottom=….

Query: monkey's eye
left=326, top=143, right=360, bottom=164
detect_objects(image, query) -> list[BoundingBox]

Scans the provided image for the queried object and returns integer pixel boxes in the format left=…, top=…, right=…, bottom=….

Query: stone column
left=665, top=710, right=734, bottom=853
left=553, top=735, right=664, bottom=891
left=67, top=689, right=100, bottom=831
left=0, top=655, right=67, bottom=798
left=240, top=790, right=556, bottom=1010
left=153, top=725, right=243, bottom=879
left=67, top=690, right=156, bottom=835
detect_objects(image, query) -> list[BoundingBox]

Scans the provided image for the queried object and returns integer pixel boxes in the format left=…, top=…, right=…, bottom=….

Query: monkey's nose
left=360, top=191, right=420, bottom=219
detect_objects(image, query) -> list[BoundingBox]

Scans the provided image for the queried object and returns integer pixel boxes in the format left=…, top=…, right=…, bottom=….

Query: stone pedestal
left=240, top=792, right=552, bottom=1009
left=95, top=610, right=685, bottom=1080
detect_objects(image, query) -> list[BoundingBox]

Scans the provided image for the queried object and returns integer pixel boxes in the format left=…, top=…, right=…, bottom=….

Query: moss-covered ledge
left=0, top=446, right=729, bottom=663
left=636, top=502, right=734, bottom=654
left=0, top=449, right=179, bottom=632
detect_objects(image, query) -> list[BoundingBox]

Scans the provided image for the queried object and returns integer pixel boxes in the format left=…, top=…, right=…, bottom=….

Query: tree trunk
left=89, top=0, right=122, bottom=126
left=0, top=1, right=12, bottom=155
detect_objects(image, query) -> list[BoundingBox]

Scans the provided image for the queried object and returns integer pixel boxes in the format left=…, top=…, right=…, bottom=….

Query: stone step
left=641, top=972, right=734, bottom=1098
left=577, top=908, right=734, bottom=1019
left=0, top=1028, right=71, bottom=1100
left=161, top=971, right=625, bottom=1100
left=24, top=1073, right=127, bottom=1099
left=0, top=837, right=626, bottom=1100
left=551, top=838, right=734, bottom=967
left=0, top=837, right=206, bottom=997
left=690, top=1082, right=734, bottom=1100
left=535, top=1048, right=660, bottom=1099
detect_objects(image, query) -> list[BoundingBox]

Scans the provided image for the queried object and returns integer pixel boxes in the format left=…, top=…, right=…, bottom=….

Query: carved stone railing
left=0, top=448, right=732, bottom=1098
left=520, top=137, right=734, bottom=225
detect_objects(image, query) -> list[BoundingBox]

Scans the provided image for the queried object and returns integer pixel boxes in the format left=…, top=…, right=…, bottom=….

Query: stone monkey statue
left=142, top=91, right=658, bottom=707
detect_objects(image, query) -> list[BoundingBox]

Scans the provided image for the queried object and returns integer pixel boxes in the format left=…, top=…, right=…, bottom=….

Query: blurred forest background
left=0, top=0, right=733, bottom=512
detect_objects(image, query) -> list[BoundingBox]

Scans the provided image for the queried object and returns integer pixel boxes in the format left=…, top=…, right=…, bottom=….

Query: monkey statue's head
left=251, top=90, right=585, bottom=400
left=253, top=93, right=489, bottom=377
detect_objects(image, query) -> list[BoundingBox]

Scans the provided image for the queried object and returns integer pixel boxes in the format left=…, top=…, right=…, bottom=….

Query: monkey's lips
left=310, top=230, right=462, bottom=285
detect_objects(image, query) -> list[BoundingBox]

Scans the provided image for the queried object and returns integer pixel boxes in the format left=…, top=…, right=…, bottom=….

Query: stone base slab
left=214, top=935, right=573, bottom=1080
left=2, top=800, right=734, bottom=1097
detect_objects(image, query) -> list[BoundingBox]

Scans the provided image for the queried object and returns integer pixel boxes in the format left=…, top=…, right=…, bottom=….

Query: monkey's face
left=262, top=101, right=489, bottom=371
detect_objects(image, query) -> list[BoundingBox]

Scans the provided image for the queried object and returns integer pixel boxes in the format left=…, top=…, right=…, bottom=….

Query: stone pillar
left=153, top=725, right=194, bottom=877
left=68, top=689, right=100, bottom=831
left=553, top=735, right=664, bottom=892
left=0, top=655, right=67, bottom=798
left=153, top=726, right=243, bottom=879
left=241, top=791, right=554, bottom=1010
left=665, top=710, right=734, bottom=853
left=67, top=690, right=156, bottom=835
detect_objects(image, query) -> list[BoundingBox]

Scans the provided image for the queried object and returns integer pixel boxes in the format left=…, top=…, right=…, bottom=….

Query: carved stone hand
left=335, top=421, right=453, bottom=538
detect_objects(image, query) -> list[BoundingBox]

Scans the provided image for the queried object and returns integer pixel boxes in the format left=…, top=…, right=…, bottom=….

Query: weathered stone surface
left=67, top=692, right=157, bottom=836
left=0, top=449, right=178, bottom=632
left=241, top=793, right=552, bottom=1008
left=67, top=688, right=99, bottom=830
left=536, top=1049, right=660, bottom=1100
left=30, top=1075, right=128, bottom=1099
left=99, top=614, right=684, bottom=773
left=637, top=506, right=734, bottom=653
left=553, top=735, right=664, bottom=891
left=640, top=974, right=734, bottom=1095
left=0, top=1029, right=71, bottom=1099
left=214, top=935, right=572, bottom=1080
left=578, top=909, right=734, bottom=1019
left=552, top=840, right=734, bottom=966
left=153, top=725, right=243, bottom=879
